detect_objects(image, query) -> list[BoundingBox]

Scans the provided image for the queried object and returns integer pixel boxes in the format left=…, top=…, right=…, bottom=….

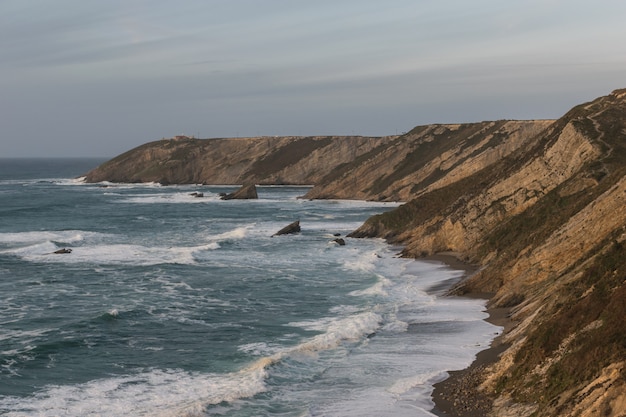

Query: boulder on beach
left=220, top=183, right=258, bottom=200
left=272, top=220, right=301, bottom=237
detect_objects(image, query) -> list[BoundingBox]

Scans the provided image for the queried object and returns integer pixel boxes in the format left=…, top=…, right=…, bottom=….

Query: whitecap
left=349, top=274, right=391, bottom=297
left=0, top=230, right=106, bottom=245
left=287, top=311, right=381, bottom=352
left=9, top=242, right=220, bottom=266
left=0, top=368, right=268, bottom=417
left=208, top=225, right=252, bottom=241
left=342, top=250, right=381, bottom=272
left=116, top=191, right=219, bottom=204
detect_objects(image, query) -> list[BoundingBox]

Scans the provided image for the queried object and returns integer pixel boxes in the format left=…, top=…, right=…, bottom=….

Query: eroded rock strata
left=85, top=89, right=626, bottom=416
left=350, top=89, right=626, bottom=417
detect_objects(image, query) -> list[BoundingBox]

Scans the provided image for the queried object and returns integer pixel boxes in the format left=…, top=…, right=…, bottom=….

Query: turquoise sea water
left=0, top=159, right=499, bottom=416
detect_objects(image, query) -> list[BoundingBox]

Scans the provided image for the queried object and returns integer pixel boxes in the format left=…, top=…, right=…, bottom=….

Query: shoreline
left=421, top=252, right=512, bottom=417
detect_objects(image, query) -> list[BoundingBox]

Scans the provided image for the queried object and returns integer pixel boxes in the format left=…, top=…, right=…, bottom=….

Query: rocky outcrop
left=272, top=221, right=301, bottom=237
left=53, top=248, right=72, bottom=254
left=220, top=183, right=258, bottom=200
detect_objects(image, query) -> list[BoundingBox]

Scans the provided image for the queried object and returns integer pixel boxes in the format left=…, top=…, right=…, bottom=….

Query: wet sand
left=422, top=253, right=512, bottom=417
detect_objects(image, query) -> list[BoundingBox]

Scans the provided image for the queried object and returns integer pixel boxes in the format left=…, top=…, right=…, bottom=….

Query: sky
left=2, top=1, right=626, bottom=158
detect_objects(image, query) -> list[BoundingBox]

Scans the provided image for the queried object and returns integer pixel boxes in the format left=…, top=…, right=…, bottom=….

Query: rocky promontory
left=349, top=89, right=626, bottom=417
left=84, top=89, right=626, bottom=416
left=84, top=135, right=393, bottom=185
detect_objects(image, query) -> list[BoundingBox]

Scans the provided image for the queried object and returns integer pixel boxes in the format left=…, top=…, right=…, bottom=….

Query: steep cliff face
left=303, top=120, right=552, bottom=201
left=84, top=135, right=392, bottom=185
left=350, top=89, right=626, bottom=417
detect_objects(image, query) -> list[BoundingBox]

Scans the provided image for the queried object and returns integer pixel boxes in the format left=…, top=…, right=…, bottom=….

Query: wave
left=231, top=311, right=383, bottom=399
left=2, top=242, right=220, bottom=266
left=341, top=249, right=382, bottom=272
left=286, top=311, right=381, bottom=350
left=0, top=230, right=106, bottom=245
left=349, top=273, right=391, bottom=297
left=208, top=225, right=252, bottom=241
left=0, top=368, right=268, bottom=417
left=116, top=191, right=219, bottom=204
left=97, top=181, right=163, bottom=189
left=0, top=226, right=255, bottom=266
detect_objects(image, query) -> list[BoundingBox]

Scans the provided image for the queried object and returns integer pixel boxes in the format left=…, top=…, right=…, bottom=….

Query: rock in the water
left=332, top=238, right=346, bottom=246
left=272, top=220, right=301, bottom=236
left=54, top=248, right=72, bottom=254
left=221, top=183, right=258, bottom=200
left=190, top=192, right=204, bottom=197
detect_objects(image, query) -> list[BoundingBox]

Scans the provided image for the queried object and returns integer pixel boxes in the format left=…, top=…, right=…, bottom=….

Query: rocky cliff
left=349, top=89, right=626, bottom=417
left=303, top=120, right=552, bottom=201
left=84, top=135, right=394, bottom=185
left=85, top=89, right=626, bottom=416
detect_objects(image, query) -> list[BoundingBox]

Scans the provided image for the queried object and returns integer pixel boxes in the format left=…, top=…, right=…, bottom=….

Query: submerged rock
left=53, top=248, right=72, bottom=254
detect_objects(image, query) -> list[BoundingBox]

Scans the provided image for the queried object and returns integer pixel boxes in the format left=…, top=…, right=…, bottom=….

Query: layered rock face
left=350, top=89, right=626, bottom=417
left=84, top=89, right=626, bottom=416
left=304, top=120, right=552, bottom=201
left=84, top=135, right=393, bottom=185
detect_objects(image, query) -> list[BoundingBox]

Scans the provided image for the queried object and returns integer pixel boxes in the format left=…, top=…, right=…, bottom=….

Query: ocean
left=0, top=158, right=499, bottom=417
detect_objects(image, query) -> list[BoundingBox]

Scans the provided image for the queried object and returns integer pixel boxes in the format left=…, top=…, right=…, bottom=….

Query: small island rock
left=272, top=221, right=301, bottom=237
left=221, top=184, right=258, bottom=200
left=54, top=248, right=72, bottom=254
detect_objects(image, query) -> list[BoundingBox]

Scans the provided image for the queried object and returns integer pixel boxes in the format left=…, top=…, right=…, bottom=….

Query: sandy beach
left=422, top=253, right=512, bottom=417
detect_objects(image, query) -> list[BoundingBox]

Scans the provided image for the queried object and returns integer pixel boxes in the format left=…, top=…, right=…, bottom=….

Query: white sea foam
left=116, top=192, right=219, bottom=204
left=349, top=274, right=391, bottom=297
left=0, top=367, right=268, bottom=417
left=341, top=249, right=381, bottom=272
left=5, top=242, right=220, bottom=266
left=0, top=230, right=106, bottom=245
left=287, top=312, right=381, bottom=350
left=234, top=311, right=383, bottom=385
left=97, top=181, right=163, bottom=189
left=51, top=177, right=90, bottom=186
left=208, top=225, right=252, bottom=241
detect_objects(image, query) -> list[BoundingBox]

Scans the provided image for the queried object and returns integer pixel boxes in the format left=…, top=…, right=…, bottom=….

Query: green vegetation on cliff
left=348, top=89, right=626, bottom=416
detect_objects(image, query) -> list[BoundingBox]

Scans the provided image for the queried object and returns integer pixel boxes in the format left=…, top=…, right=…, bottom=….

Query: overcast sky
left=2, top=1, right=626, bottom=158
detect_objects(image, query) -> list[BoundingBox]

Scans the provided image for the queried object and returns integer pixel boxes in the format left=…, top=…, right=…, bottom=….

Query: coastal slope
left=349, top=89, right=626, bottom=417
left=84, top=135, right=394, bottom=185
left=84, top=89, right=626, bottom=416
